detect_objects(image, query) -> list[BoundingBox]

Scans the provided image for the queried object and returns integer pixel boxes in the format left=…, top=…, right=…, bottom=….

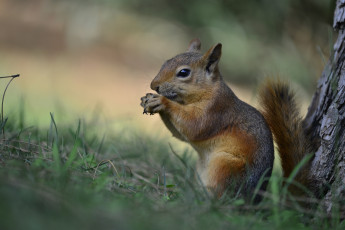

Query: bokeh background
left=0, top=0, right=335, bottom=136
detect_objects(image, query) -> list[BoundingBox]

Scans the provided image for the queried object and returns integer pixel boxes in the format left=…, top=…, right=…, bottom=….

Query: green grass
left=0, top=112, right=344, bottom=230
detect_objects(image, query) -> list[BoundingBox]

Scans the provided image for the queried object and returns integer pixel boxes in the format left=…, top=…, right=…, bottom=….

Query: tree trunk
left=303, top=0, right=345, bottom=215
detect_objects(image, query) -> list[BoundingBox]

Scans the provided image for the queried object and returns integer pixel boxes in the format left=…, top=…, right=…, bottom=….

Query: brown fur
left=258, top=79, right=313, bottom=193
left=141, top=39, right=274, bottom=199
left=208, top=152, right=245, bottom=197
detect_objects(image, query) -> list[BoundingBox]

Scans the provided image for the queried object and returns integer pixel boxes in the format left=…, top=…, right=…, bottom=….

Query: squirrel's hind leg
left=204, top=152, right=245, bottom=198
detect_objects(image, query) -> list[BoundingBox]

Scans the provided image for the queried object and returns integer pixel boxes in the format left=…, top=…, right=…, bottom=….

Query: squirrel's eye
left=177, top=69, right=191, bottom=78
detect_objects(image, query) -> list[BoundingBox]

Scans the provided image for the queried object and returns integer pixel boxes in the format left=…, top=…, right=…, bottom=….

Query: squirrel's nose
left=150, top=81, right=159, bottom=93
left=150, top=81, right=155, bottom=91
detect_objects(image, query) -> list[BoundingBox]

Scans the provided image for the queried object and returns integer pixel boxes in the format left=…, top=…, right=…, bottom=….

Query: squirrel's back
left=235, top=98, right=274, bottom=194
left=190, top=80, right=275, bottom=197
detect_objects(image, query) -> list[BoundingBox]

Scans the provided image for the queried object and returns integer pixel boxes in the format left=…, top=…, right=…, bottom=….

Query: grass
left=0, top=107, right=344, bottom=230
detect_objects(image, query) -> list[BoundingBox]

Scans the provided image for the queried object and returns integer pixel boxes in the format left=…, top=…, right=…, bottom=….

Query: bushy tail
left=258, top=80, right=311, bottom=180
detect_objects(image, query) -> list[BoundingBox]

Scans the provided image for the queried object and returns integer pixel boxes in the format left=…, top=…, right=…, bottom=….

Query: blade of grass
left=250, top=168, right=271, bottom=204
left=270, top=174, right=280, bottom=225
left=52, top=143, right=61, bottom=173
left=281, top=153, right=314, bottom=199
left=49, top=112, right=59, bottom=142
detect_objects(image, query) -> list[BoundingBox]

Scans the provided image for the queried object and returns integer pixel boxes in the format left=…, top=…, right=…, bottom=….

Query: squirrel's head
left=150, top=39, right=222, bottom=104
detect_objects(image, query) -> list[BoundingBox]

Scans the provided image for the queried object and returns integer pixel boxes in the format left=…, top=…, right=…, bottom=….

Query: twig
left=254, top=190, right=345, bottom=219
left=0, top=139, right=52, bottom=152
left=168, top=143, right=189, bottom=169
left=92, top=159, right=120, bottom=180
left=131, top=171, right=160, bottom=192
left=0, top=74, right=20, bottom=79
left=1, top=74, right=20, bottom=137
left=1, top=143, right=45, bottom=155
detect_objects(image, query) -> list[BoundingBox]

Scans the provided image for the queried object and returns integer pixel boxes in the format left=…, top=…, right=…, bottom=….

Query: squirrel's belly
left=191, top=128, right=258, bottom=189
left=190, top=129, right=257, bottom=165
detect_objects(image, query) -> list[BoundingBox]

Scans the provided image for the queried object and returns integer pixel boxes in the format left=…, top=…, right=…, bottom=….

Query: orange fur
left=198, top=128, right=257, bottom=196
left=258, top=79, right=313, bottom=190
left=141, top=39, right=274, bottom=199
left=208, top=153, right=245, bottom=196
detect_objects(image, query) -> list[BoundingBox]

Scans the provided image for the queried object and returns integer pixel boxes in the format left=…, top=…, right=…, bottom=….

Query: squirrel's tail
left=258, top=80, right=312, bottom=181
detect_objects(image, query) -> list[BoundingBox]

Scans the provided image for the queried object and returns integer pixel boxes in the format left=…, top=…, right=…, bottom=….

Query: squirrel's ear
left=187, top=38, right=201, bottom=52
left=203, top=43, right=222, bottom=74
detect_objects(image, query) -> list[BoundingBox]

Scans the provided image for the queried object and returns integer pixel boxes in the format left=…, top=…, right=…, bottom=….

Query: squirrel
left=140, top=38, right=312, bottom=200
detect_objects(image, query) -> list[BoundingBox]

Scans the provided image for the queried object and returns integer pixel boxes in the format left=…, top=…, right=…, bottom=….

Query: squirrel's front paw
left=140, top=93, right=166, bottom=115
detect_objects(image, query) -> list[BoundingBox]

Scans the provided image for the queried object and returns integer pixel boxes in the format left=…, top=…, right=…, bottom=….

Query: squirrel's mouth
left=162, top=92, right=178, bottom=100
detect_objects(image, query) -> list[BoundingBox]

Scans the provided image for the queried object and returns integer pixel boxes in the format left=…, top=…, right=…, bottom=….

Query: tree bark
left=303, top=0, right=345, bottom=215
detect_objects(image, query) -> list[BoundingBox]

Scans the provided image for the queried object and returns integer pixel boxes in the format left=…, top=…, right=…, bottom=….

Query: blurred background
left=0, top=0, right=335, bottom=135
